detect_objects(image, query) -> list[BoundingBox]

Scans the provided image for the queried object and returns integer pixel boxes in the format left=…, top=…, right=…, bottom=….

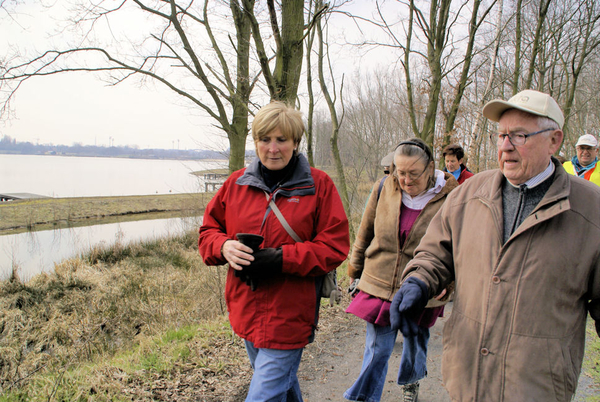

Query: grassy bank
left=0, top=193, right=214, bottom=234
left=0, top=230, right=247, bottom=400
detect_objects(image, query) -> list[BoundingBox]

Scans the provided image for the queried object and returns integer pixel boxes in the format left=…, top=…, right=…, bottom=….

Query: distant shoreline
left=0, top=151, right=229, bottom=162
left=0, top=192, right=213, bottom=234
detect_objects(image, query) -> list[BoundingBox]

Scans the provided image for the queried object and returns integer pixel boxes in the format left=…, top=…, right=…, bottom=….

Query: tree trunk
left=229, top=0, right=253, bottom=172
left=442, top=0, right=493, bottom=156
left=273, top=0, right=304, bottom=101
left=512, top=0, right=523, bottom=95
left=525, top=0, right=552, bottom=89
left=467, top=0, right=504, bottom=171
left=316, top=4, right=354, bottom=239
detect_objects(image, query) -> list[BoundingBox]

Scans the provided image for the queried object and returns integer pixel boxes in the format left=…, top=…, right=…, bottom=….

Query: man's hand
left=390, top=277, right=429, bottom=336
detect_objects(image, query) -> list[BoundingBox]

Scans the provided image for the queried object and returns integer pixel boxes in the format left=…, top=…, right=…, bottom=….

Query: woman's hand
left=221, top=240, right=254, bottom=270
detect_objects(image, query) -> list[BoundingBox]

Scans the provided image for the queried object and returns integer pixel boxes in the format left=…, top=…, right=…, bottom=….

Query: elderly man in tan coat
left=390, top=89, right=600, bottom=401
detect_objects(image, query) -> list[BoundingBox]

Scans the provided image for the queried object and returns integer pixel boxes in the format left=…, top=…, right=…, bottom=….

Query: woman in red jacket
left=198, top=101, right=350, bottom=402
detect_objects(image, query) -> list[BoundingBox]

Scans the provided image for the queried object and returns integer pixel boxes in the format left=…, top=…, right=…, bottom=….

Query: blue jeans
left=397, top=327, right=429, bottom=385
left=344, top=323, right=429, bottom=402
left=244, top=340, right=304, bottom=402
left=344, top=323, right=397, bottom=402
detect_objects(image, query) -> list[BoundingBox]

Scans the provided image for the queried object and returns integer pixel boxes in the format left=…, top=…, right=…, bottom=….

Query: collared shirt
left=506, top=160, right=555, bottom=189
left=450, top=166, right=462, bottom=181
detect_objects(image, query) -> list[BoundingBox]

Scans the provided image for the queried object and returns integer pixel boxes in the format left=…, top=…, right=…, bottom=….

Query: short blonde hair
left=252, top=102, right=304, bottom=145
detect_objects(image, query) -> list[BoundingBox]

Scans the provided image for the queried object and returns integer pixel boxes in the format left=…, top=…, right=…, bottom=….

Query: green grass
left=582, top=319, right=600, bottom=401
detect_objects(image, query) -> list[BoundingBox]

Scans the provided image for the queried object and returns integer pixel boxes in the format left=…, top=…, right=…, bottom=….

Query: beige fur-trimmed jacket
left=347, top=171, right=458, bottom=302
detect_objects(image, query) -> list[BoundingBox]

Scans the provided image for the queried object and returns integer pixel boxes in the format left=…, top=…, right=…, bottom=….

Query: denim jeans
left=344, top=323, right=398, bottom=402
left=344, top=323, right=429, bottom=402
left=244, top=340, right=304, bottom=402
left=397, top=327, right=430, bottom=385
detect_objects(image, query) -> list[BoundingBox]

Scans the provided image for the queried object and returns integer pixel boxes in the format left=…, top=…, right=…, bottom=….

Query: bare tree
left=467, top=0, right=505, bottom=171
left=440, top=0, right=497, bottom=153
left=524, top=0, right=553, bottom=89
left=315, top=0, right=354, bottom=237
left=0, top=0, right=309, bottom=173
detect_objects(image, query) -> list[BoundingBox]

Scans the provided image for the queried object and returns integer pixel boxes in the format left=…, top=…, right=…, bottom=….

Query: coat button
left=492, top=276, right=501, bottom=284
left=481, top=348, right=490, bottom=356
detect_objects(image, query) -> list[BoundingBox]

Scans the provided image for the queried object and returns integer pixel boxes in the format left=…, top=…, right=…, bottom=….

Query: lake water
left=1, top=154, right=224, bottom=281
left=1, top=154, right=228, bottom=197
left=0, top=216, right=202, bottom=281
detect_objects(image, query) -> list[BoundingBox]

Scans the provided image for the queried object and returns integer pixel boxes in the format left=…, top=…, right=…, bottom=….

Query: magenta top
left=347, top=202, right=444, bottom=328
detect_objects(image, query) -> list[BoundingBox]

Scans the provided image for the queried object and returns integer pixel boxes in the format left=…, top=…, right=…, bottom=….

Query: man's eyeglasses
left=490, top=128, right=553, bottom=147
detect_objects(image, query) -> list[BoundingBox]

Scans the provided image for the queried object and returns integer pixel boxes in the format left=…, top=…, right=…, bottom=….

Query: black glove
left=390, top=277, right=429, bottom=337
left=240, top=247, right=283, bottom=280
left=234, top=269, right=253, bottom=287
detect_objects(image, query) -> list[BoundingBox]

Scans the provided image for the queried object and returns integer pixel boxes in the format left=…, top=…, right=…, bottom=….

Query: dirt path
left=297, top=298, right=450, bottom=402
left=295, top=298, right=596, bottom=402
left=172, top=294, right=595, bottom=401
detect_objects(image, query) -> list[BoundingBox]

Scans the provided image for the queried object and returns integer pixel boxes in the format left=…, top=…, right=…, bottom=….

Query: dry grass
left=0, top=193, right=214, bottom=233
left=0, top=231, right=235, bottom=400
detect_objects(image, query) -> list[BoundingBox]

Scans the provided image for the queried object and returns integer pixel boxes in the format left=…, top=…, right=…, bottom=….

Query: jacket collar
left=236, top=153, right=316, bottom=197
left=473, top=157, right=571, bottom=235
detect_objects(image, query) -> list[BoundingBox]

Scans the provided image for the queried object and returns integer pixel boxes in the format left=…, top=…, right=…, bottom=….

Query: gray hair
left=394, top=138, right=433, bottom=164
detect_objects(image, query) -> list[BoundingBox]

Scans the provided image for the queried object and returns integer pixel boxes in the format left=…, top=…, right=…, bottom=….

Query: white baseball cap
left=483, top=89, right=564, bottom=129
left=576, top=134, right=599, bottom=148
left=381, top=151, right=394, bottom=167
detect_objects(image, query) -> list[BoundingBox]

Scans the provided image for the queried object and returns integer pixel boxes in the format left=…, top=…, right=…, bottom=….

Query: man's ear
left=549, top=129, right=564, bottom=155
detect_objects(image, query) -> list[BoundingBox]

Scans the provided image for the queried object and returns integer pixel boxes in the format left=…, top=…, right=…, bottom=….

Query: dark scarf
left=571, top=155, right=598, bottom=176
left=259, top=152, right=299, bottom=192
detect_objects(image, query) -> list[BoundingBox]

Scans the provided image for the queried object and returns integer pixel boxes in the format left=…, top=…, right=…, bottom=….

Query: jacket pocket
left=504, top=335, right=576, bottom=401
left=441, top=310, right=481, bottom=401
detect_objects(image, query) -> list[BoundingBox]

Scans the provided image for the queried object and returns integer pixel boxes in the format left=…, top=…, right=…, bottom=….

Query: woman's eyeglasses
left=397, top=165, right=429, bottom=182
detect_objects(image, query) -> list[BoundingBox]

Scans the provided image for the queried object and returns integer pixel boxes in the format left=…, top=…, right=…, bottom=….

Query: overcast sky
left=0, top=1, right=396, bottom=151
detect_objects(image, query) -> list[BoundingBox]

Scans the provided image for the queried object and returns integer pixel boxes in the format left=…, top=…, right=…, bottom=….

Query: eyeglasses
left=490, top=128, right=553, bottom=147
left=397, top=164, right=429, bottom=182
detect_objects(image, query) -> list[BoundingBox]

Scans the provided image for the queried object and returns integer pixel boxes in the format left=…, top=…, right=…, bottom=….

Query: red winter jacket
left=198, top=154, right=349, bottom=349
left=444, top=164, right=474, bottom=184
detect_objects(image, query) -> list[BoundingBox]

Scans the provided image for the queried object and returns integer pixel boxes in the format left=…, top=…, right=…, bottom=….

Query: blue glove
left=390, top=277, right=429, bottom=336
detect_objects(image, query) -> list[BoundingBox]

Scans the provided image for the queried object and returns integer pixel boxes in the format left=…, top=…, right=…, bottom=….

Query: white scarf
left=401, top=169, right=446, bottom=209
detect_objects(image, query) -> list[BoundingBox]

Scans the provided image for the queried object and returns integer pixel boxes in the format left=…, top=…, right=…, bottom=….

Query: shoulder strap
left=377, top=175, right=387, bottom=201
left=264, top=192, right=303, bottom=243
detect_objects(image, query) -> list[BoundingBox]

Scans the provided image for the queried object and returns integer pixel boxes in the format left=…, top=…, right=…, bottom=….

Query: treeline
left=0, top=135, right=227, bottom=160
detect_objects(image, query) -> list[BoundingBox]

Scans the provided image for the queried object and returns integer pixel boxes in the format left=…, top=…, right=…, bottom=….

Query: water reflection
left=0, top=216, right=202, bottom=282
